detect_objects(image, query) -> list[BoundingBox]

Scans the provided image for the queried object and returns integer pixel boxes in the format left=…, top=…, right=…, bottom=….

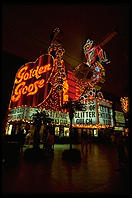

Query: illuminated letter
left=15, top=66, right=28, bottom=84
left=28, top=84, right=34, bottom=92
left=11, top=94, right=21, bottom=102
left=23, top=72, right=30, bottom=81
left=38, top=64, right=51, bottom=75
left=22, top=86, right=28, bottom=95
left=38, top=66, right=45, bottom=75
left=46, top=64, right=51, bottom=72
left=35, top=66, right=41, bottom=79
left=29, top=69, right=33, bottom=79
left=32, top=66, right=41, bottom=79
left=38, top=79, right=45, bottom=88
left=14, top=81, right=25, bottom=95
left=27, top=81, right=38, bottom=96
left=11, top=81, right=26, bottom=102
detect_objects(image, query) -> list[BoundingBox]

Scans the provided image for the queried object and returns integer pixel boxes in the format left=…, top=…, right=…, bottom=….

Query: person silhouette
left=81, top=130, right=88, bottom=153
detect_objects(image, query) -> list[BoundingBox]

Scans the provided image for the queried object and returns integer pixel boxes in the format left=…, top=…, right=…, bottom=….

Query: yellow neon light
left=15, top=64, right=51, bottom=84
left=63, top=79, right=69, bottom=102
left=11, top=79, right=45, bottom=102
left=11, top=62, right=52, bottom=102
left=120, top=97, right=129, bottom=113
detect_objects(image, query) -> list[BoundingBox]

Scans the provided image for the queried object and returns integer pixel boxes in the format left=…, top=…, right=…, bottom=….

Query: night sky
left=2, top=3, right=130, bottom=120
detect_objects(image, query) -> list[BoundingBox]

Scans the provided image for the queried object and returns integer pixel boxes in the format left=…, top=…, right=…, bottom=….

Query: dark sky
left=2, top=3, right=130, bottom=117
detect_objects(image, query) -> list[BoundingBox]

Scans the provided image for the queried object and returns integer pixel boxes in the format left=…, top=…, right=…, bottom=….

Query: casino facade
left=5, top=28, right=127, bottom=142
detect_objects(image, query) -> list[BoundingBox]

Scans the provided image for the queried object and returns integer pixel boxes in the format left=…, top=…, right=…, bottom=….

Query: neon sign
left=74, top=38, right=110, bottom=98
left=10, top=54, right=54, bottom=108
left=14, top=64, right=51, bottom=84
left=120, top=97, right=129, bottom=113
left=11, top=64, right=51, bottom=102
left=8, top=106, right=70, bottom=125
left=63, top=79, right=69, bottom=102
left=83, top=39, right=109, bottom=67
left=11, top=79, right=45, bottom=102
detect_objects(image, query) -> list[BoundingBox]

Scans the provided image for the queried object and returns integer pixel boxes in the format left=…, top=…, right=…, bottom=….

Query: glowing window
left=94, top=129, right=98, bottom=137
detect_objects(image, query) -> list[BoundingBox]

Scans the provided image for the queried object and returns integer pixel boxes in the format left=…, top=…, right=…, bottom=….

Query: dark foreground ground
left=2, top=143, right=130, bottom=196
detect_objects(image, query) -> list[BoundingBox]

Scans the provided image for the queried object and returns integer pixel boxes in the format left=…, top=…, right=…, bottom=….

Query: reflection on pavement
left=2, top=143, right=129, bottom=195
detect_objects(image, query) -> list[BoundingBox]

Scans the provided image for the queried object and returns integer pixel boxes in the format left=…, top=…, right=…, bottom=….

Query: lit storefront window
left=64, top=127, right=69, bottom=136
left=94, top=129, right=98, bottom=137
left=6, top=124, right=13, bottom=135
left=55, top=127, right=59, bottom=136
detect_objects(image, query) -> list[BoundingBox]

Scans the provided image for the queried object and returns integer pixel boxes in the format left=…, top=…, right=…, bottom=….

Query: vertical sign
left=98, top=100, right=113, bottom=126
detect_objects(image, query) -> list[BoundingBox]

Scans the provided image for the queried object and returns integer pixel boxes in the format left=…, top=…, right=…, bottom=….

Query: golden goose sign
left=10, top=54, right=54, bottom=108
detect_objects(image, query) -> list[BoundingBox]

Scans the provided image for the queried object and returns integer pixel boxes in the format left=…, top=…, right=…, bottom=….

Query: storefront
left=5, top=59, right=114, bottom=141
left=6, top=94, right=114, bottom=142
left=6, top=106, right=70, bottom=142
left=72, top=97, right=114, bottom=142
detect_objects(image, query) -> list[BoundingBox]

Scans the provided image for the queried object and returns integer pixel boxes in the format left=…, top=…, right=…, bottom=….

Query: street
left=2, top=143, right=130, bottom=195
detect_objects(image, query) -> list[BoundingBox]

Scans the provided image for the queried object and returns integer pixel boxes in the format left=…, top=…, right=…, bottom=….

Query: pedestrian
left=18, top=129, right=25, bottom=152
left=25, top=131, right=32, bottom=145
left=110, top=133, right=115, bottom=146
left=81, top=130, right=88, bottom=152
left=42, top=126, right=48, bottom=150
left=47, top=125, right=54, bottom=151
left=115, top=133, right=128, bottom=170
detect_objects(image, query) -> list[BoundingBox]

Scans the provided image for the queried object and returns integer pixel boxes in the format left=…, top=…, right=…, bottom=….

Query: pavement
left=2, top=143, right=130, bottom=196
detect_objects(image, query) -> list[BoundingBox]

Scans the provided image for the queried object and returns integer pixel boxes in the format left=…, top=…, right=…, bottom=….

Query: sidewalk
left=2, top=143, right=130, bottom=195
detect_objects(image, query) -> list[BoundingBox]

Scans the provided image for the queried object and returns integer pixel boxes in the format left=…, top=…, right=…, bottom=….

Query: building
left=4, top=28, right=128, bottom=143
